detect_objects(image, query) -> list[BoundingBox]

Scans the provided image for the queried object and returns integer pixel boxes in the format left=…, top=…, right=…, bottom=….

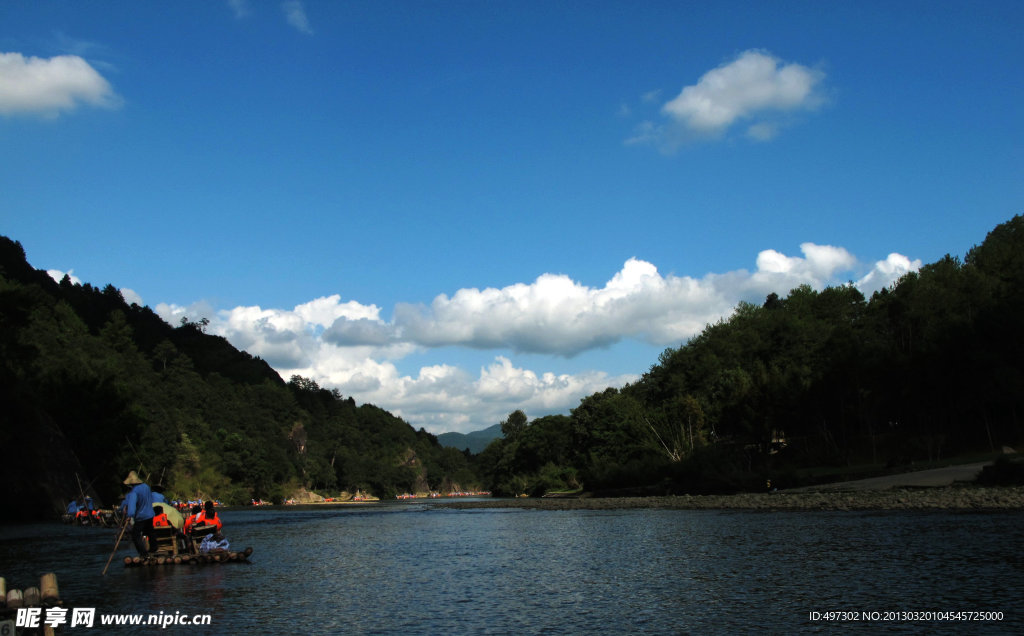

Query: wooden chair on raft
left=148, top=526, right=179, bottom=557
left=185, top=524, right=218, bottom=556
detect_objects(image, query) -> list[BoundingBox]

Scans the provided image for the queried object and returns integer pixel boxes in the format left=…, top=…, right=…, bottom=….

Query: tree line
left=476, top=215, right=1024, bottom=496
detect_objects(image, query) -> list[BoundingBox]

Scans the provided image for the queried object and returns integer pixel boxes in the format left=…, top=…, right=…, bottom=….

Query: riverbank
left=433, top=485, right=1024, bottom=512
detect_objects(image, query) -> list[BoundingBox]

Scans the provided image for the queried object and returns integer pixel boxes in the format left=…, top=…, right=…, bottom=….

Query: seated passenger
left=199, top=531, right=230, bottom=554
left=192, top=500, right=223, bottom=532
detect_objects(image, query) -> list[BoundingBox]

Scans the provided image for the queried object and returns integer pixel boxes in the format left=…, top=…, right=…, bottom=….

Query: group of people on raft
left=65, top=496, right=111, bottom=525
left=120, top=470, right=229, bottom=557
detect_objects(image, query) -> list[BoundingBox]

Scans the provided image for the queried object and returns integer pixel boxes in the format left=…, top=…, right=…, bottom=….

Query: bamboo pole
left=103, top=516, right=131, bottom=575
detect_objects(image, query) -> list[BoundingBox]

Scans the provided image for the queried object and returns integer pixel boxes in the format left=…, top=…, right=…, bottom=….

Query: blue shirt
left=152, top=492, right=166, bottom=503
left=67, top=501, right=79, bottom=514
left=124, top=483, right=155, bottom=521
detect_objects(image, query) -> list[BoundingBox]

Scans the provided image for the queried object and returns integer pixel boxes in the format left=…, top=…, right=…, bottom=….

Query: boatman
left=122, top=470, right=156, bottom=558
left=65, top=499, right=78, bottom=523
left=151, top=483, right=167, bottom=504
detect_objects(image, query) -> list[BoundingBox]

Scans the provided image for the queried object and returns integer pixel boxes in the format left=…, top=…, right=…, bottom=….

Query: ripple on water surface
left=2, top=506, right=1022, bottom=633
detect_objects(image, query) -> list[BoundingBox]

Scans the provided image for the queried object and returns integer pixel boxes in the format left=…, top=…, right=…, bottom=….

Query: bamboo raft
left=60, top=509, right=121, bottom=527
left=123, top=547, right=253, bottom=567
left=0, top=573, right=62, bottom=634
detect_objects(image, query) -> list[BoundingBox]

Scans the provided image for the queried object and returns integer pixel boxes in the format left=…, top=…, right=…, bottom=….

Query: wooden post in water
left=0, top=577, right=6, bottom=608
left=40, top=573, right=59, bottom=604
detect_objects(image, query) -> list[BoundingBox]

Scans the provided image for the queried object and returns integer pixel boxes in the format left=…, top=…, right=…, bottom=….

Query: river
left=1, top=502, right=1022, bottom=634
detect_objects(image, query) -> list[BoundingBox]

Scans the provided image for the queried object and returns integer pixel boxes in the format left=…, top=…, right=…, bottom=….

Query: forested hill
left=477, top=216, right=1024, bottom=497
left=0, top=237, right=478, bottom=521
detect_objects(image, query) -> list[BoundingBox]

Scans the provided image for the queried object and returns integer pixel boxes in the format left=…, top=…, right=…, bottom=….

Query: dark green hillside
left=0, top=237, right=480, bottom=521
left=478, top=215, right=1024, bottom=497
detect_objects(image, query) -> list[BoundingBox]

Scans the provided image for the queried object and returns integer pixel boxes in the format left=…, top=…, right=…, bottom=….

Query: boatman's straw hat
left=123, top=470, right=144, bottom=486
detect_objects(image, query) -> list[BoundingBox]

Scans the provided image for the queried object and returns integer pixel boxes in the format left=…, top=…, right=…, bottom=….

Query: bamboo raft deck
left=123, top=547, right=253, bottom=567
left=0, top=572, right=63, bottom=635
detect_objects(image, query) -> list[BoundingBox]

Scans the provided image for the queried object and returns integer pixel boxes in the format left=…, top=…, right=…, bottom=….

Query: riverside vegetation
left=1, top=215, right=1022, bottom=520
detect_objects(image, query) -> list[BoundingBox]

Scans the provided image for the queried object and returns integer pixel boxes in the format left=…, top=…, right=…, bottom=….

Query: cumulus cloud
left=144, top=243, right=916, bottom=434
left=46, top=268, right=82, bottom=285
left=856, top=253, right=923, bottom=291
left=120, top=288, right=144, bottom=306
left=628, top=49, right=824, bottom=149
left=324, top=356, right=632, bottom=436
left=0, top=52, right=121, bottom=117
left=282, top=1, right=313, bottom=35
left=323, top=242, right=879, bottom=357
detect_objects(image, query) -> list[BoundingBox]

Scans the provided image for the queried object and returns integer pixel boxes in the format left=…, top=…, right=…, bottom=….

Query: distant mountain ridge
left=437, top=424, right=503, bottom=454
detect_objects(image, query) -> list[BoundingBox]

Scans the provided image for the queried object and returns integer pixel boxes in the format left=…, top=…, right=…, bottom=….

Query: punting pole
left=102, top=516, right=130, bottom=576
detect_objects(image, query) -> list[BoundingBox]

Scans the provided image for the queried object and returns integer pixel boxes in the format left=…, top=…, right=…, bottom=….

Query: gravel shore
left=432, top=485, right=1024, bottom=512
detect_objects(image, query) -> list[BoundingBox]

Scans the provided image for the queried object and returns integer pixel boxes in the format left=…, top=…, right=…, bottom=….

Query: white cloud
left=145, top=243, right=916, bottom=434
left=323, top=355, right=632, bottom=436
left=295, top=294, right=380, bottom=328
left=120, top=288, right=144, bottom=306
left=326, top=243, right=868, bottom=357
left=0, top=52, right=121, bottom=117
left=46, top=268, right=81, bottom=285
left=282, top=1, right=313, bottom=35
left=629, top=49, right=824, bottom=149
left=857, top=253, right=923, bottom=291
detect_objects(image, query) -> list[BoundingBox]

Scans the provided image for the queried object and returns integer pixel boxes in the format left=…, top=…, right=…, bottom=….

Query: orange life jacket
left=193, top=510, right=222, bottom=532
left=152, top=512, right=171, bottom=528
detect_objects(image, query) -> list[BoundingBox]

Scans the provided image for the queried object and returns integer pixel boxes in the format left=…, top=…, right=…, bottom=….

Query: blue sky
left=2, top=1, right=1021, bottom=434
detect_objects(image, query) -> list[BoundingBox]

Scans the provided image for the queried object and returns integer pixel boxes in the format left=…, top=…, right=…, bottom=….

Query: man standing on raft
left=122, top=470, right=156, bottom=558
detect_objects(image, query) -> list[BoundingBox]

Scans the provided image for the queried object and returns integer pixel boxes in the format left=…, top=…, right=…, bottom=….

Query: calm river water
left=1, top=502, right=1022, bottom=634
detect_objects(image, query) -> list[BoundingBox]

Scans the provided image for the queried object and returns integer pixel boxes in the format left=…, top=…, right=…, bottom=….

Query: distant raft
left=123, top=547, right=253, bottom=567
left=61, top=509, right=121, bottom=527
